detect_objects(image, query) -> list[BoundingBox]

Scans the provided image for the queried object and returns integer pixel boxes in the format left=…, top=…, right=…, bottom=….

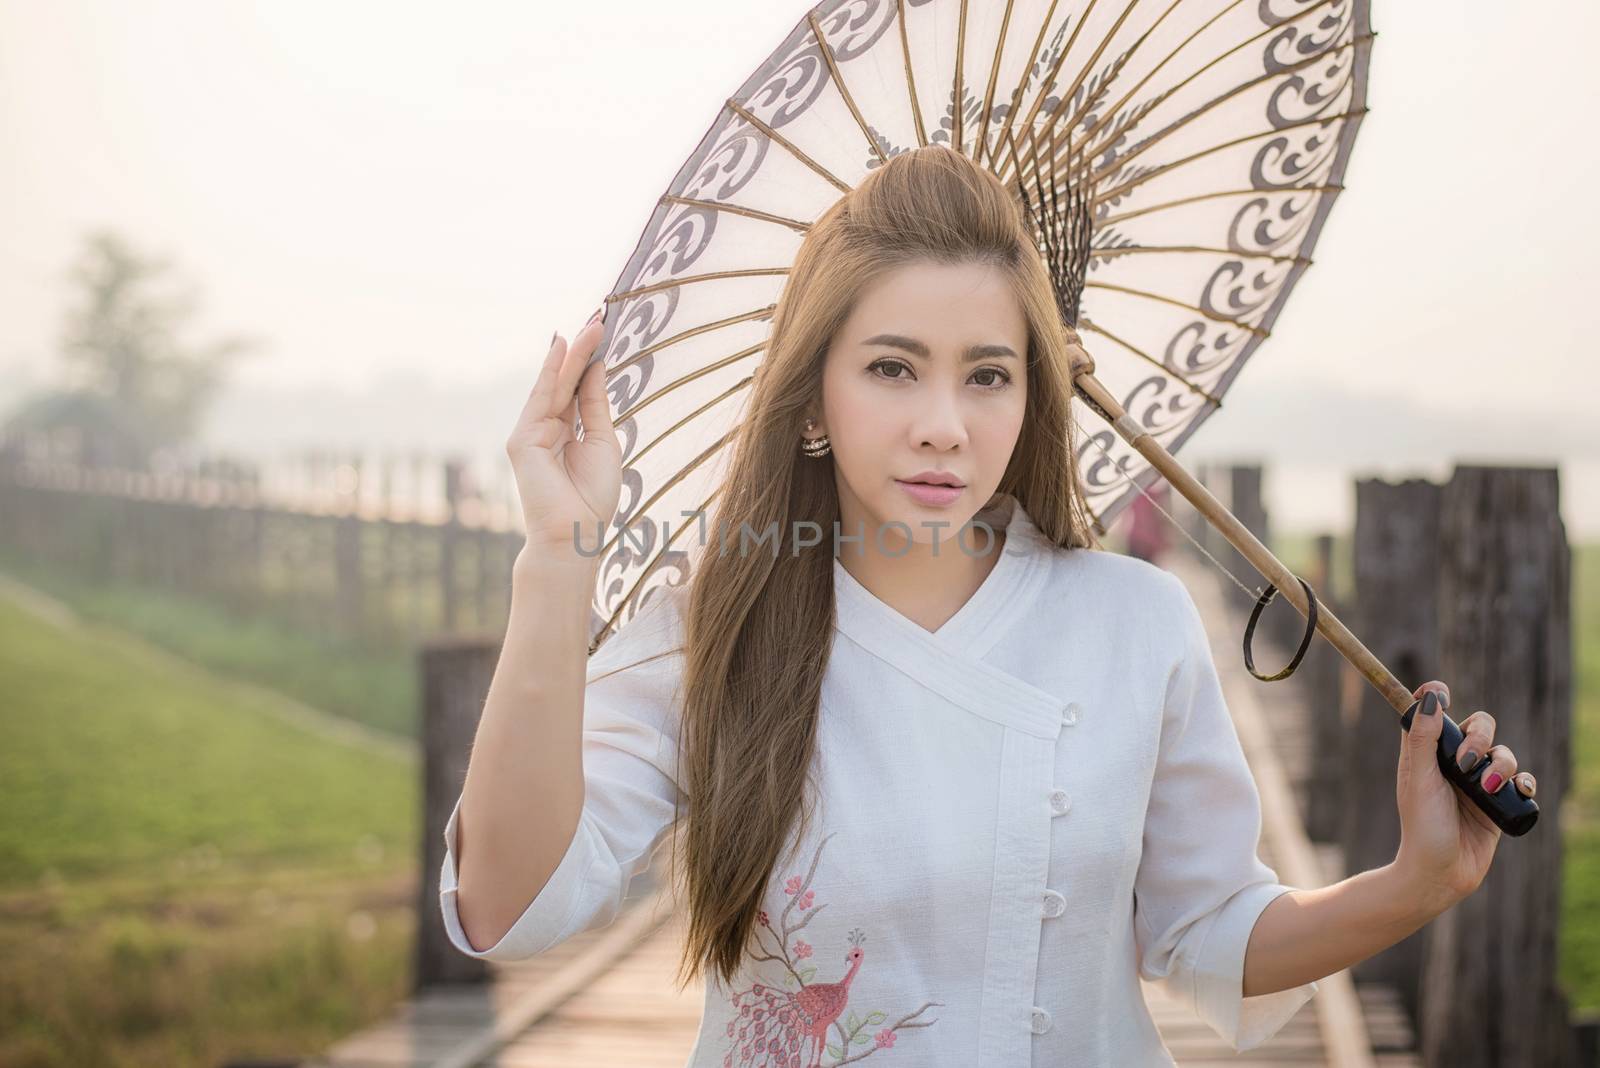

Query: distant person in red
left=1126, top=482, right=1172, bottom=563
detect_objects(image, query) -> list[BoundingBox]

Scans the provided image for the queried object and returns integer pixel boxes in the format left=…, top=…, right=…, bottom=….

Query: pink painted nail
left=1482, top=771, right=1503, bottom=793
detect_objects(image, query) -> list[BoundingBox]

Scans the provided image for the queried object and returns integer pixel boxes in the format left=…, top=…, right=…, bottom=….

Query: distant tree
left=3, top=230, right=260, bottom=468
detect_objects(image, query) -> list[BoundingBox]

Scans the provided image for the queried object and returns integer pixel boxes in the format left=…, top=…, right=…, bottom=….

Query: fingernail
left=1457, top=748, right=1479, bottom=772
left=1482, top=771, right=1503, bottom=793
left=550, top=331, right=558, bottom=347
left=588, top=304, right=606, bottom=325
left=1422, top=691, right=1438, bottom=716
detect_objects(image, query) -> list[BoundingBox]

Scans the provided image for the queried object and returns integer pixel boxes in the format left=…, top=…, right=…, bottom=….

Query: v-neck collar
left=829, top=492, right=1065, bottom=738
left=832, top=492, right=1042, bottom=657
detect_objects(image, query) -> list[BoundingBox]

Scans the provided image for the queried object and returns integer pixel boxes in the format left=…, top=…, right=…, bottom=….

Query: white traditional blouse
left=438, top=492, right=1319, bottom=1067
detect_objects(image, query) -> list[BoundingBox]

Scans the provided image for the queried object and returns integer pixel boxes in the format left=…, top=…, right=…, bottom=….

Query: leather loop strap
left=1242, top=575, right=1318, bottom=682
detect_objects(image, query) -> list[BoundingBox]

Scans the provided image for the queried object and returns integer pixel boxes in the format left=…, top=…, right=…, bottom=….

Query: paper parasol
left=584, top=0, right=1369, bottom=630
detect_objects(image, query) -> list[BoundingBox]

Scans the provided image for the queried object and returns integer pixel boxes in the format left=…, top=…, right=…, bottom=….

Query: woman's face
left=816, top=258, right=1029, bottom=547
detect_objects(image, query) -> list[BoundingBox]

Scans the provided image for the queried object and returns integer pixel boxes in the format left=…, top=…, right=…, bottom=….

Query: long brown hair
left=665, top=143, right=1102, bottom=989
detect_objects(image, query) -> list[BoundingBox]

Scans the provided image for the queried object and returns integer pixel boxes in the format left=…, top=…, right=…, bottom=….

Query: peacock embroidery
left=723, top=831, right=941, bottom=1067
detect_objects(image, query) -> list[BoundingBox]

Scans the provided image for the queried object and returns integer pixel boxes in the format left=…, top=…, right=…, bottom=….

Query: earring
left=799, top=417, right=831, bottom=458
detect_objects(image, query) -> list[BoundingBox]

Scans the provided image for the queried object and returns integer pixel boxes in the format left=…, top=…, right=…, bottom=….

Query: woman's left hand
left=1393, top=680, right=1538, bottom=911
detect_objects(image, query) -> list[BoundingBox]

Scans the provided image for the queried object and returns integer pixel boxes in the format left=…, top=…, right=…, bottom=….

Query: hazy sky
left=3, top=1, right=1597, bottom=533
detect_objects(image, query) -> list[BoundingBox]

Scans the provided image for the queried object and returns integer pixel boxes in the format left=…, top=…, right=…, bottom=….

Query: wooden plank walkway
left=305, top=547, right=1422, bottom=1068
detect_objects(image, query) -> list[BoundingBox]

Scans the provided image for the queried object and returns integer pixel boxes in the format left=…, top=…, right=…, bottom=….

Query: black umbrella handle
left=1399, top=696, right=1539, bottom=837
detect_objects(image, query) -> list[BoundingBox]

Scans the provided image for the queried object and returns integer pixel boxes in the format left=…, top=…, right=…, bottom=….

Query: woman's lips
left=895, top=479, right=964, bottom=506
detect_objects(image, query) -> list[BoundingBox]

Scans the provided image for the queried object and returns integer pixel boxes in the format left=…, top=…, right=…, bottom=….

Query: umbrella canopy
left=583, top=0, right=1373, bottom=645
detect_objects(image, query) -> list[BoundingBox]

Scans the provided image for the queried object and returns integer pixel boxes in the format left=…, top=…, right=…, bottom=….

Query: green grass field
left=0, top=543, right=416, bottom=740
left=1559, top=540, right=1600, bottom=1011
left=0, top=591, right=420, bottom=1067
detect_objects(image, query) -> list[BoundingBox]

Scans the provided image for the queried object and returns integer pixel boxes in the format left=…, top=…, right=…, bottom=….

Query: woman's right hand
left=506, top=309, right=621, bottom=563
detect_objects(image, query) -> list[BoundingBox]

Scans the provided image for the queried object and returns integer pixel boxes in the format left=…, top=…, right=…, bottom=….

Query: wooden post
left=416, top=634, right=502, bottom=988
left=1345, top=476, right=1442, bottom=1018
left=1418, top=465, right=1578, bottom=1067
left=440, top=460, right=464, bottom=634
left=1303, top=533, right=1346, bottom=844
left=1222, top=464, right=1274, bottom=624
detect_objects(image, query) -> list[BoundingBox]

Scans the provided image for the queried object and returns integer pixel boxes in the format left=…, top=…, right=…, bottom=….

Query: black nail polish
left=1422, top=691, right=1438, bottom=716
left=1457, top=748, right=1479, bottom=772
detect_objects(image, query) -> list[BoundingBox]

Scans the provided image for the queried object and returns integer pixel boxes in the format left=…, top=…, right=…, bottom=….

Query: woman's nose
left=910, top=389, right=969, bottom=450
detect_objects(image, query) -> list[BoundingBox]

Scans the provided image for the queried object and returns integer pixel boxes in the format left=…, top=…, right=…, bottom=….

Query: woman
left=439, top=146, right=1537, bottom=1067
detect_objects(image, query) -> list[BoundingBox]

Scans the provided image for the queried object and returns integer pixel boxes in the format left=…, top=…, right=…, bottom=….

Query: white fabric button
left=1062, top=701, right=1081, bottom=726
left=1031, top=1006, right=1052, bottom=1034
left=1041, top=888, right=1066, bottom=918
left=1049, top=788, right=1071, bottom=816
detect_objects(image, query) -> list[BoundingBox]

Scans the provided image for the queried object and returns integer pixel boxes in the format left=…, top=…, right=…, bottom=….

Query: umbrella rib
left=983, top=0, right=1064, bottom=173
left=972, top=0, right=1020, bottom=169
left=894, top=0, right=928, bottom=147
left=1082, top=280, right=1270, bottom=338
left=617, top=343, right=766, bottom=424
left=1062, top=27, right=1366, bottom=192
left=618, top=375, right=754, bottom=478
left=1098, top=183, right=1342, bottom=227
left=725, top=99, right=853, bottom=193
left=592, top=444, right=734, bottom=650
left=1093, top=244, right=1308, bottom=265
left=1012, top=0, right=1338, bottom=189
left=1091, top=107, right=1368, bottom=209
left=1001, top=0, right=1249, bottom=187
left=992, top=0, right=1096, bottom=182
left=604, top=306, right=776, bottom=383
left=807, top=11, right=889, bottom=166
left=658, top=194, right=812, bottom=234
left=613, top=265, right=790, bottom=304
left=954, top=0, right=969, bottom=155
left=1005, top=0, right=1149, bottom=187
left=1076, top=314, right=1223, bottom=405
left=1036, top=0, right=1192, bottom=180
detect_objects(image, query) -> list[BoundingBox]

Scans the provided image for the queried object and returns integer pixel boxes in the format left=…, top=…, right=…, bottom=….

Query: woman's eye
left=972, top=368, right=1011, bottom=389
left=868, top=358, right=911, bottom=380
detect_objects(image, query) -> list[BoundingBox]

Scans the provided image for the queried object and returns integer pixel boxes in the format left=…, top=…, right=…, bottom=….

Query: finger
left=1513, top=771, right=1537, bottom=798
left=1452, top=710, right=1497, bottom=775
left=1412, top=679, right=1451, bottom=709
left=525, top=334, right=566, bottom=413
left=1477, top=745, right=1518, bottom=794
left=1401, top=688, right=1446, bottom=767
left=576, top=354, right=619, bottom=452
left=554, top=313, right=608, bottom=427
left=510, top=335, right=571, bottom=448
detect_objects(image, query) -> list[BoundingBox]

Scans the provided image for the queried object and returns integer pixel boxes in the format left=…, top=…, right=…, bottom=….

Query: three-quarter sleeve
left=438, top=581, right=689, bottom=962
left=1132, top=570, right=1319, bottom=1052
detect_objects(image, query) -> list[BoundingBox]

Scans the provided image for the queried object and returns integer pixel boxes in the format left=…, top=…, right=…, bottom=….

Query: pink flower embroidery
left=728, top=834, right=942, bottom=1067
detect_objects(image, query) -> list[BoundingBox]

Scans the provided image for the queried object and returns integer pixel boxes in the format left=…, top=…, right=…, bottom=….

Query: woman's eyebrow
left=861, top=333, right=1018, bottom=361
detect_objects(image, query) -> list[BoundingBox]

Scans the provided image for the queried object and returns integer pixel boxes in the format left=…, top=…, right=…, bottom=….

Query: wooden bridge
left=301, top=539, right=1426, bottom=1068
